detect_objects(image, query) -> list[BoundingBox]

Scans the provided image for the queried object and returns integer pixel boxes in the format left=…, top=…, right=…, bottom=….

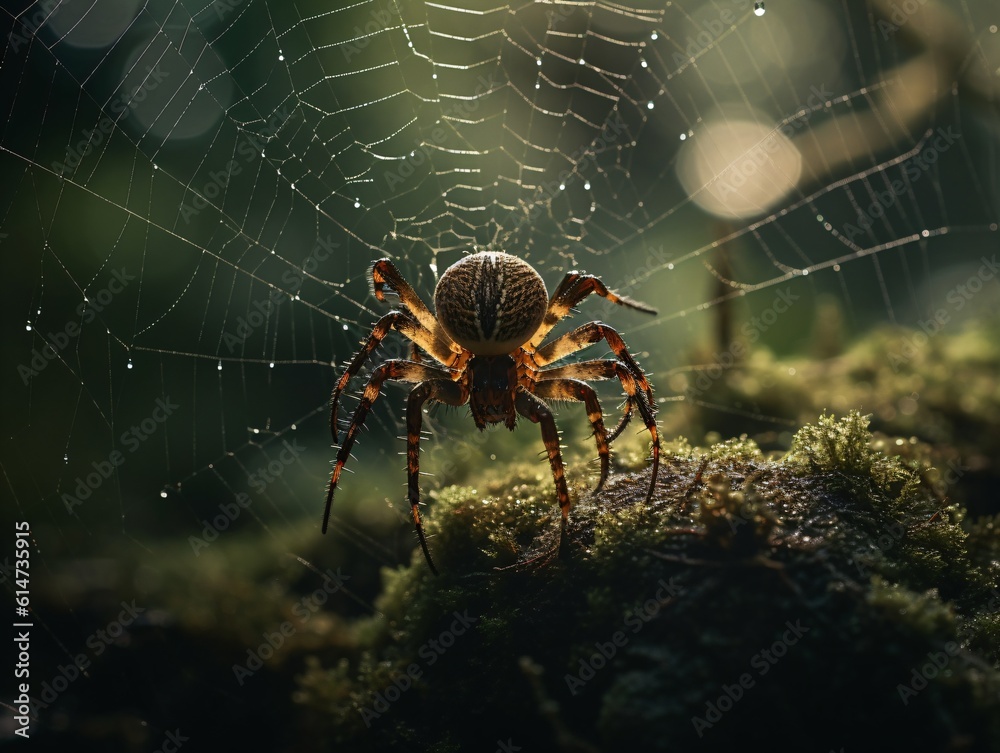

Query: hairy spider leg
left=406, top=379, right=469, bottom=575
left=323, top=360, right=453, bottom=534
left=533, top=320, right=655, bottom=452
left=329, top=311, right=457, bottom=442
left=537, top=360, right=660, bottom=502
left=606, top=397, right=634, bottom=443
left=371, top=259, right=459, bottom=352
left=514, top=390, right=571, bottom=550
left=532, top=378, right=611, bottom=491
left=533, top=321, right=655, bottom=406
left=530, top=272, right=657, bottom=349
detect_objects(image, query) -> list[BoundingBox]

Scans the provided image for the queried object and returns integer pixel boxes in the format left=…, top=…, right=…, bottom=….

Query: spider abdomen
left=434, top=252, right=548, bottom=355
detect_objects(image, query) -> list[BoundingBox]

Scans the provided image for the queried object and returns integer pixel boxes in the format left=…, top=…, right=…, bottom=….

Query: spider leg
left=606, top=396, right=634, bottom=443
left=530, top=272, right=657, bottom=348
left=534, top=320, right=655, bottom=413
left=406, top=379, right=469, bottom=575
left=330, top=311, right=456, bottom=442
left=323, top=360, right=453, bottom=534
left=537, top=359, right=660, bottom=503
left=371, top=259, right=459, bottom=351
left=514, top=390, right=571, bottom=553
left=532, top=379, right=610, bottom=492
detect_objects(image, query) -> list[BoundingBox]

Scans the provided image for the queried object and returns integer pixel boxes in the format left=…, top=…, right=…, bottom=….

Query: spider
left=322, top=251, right=660, bottom=574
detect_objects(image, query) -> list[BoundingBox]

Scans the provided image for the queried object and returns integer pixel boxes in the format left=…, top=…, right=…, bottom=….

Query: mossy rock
left=294, top=412, right=1000, bottom=752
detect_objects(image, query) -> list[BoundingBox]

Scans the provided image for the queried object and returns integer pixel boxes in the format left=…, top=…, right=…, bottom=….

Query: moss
left=293, top=411, right=1000, bottom=752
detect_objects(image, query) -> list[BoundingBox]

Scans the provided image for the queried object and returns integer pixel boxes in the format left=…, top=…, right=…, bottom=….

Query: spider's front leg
left=323, top=361, right=452, bottom=533
left=405, top=379, right=469, bottom=575
left=330, top=312, right=456, bottom=442
left=514, top=391, right=572, bottom=555
left=530, top=272, right=657, bottom=349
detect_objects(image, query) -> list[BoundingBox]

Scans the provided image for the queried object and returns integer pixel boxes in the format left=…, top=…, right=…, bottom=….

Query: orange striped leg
left=538, top=360, right=660, bottom=502
left=323, top=360, right=451, bottom=534
left=330, top=311, right=454, bottom=442
left=514, top=391, right=571, bottom=554
left=530, top=273, right=657, bottom=348
left=371, top=259, right=457, bottom=350
left=533, top=379, right=611, bottom=491
left=533, top=322, right=654, bottom=406
left=406, top=379, right=468, bottom=575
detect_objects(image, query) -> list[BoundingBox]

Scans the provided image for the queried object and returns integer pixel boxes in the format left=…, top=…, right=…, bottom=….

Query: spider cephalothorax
left=323, top=251, right=660, bottom=574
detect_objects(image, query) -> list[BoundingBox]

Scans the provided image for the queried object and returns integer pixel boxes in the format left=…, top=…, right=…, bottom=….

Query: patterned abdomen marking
left=434, top=252, right=548, bottom=355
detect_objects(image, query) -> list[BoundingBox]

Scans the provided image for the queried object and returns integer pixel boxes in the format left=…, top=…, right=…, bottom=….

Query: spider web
left=1, top=0, right=999, bottom=739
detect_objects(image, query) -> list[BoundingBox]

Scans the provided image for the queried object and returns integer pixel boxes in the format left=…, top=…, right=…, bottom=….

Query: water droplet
left=679, top=133, right=686, bottom=141
left=198, top=83, right=205, bottom=91
left=754, top=2, right=765, bottom=16
left=25, top=323, right=32, bottom=331
left=991, top=25, right=997, bottom=33
left=647, top=101, right=655, bottom=109
left=578, top=58, right=585, bottom=65
left=342, top=324, right=349, bottom=330
left=650, top=32, right=658, bottom=40
left=816, top=214, right=824, bottom=222
left=160, top=490, right=167, bottom=498
left=127, top=359, right=133, bottom=369
left=536, top=59, right=542, bottom=66
left=63, top=454, right=69, bottom=463
left=801, top=268, right=809, bottom=276
left=584, top=182, right=591, bottom=190
left=217, top=360, right=223, bottom=371
left=354, top=200, right=361, bottom=208
left=833, top=264, right=841, bottom=272
left=269, top=362, right=275, bottom=368
left=153, top=163, right=158, bottom=170
left=534, top=82, right=540, bottom=89
left=640, top=59, right=648, bottom=68
left=278, top=54, right=284, bottom=61
left=559, top=183, right=566, bottom=191
left=667, top=263, right=674, bottom=270
left=490, top=454, right=497, bottom=461
left=921, top=229, right=930, bottom=237
left=432, top=73, right=437, bottom=79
